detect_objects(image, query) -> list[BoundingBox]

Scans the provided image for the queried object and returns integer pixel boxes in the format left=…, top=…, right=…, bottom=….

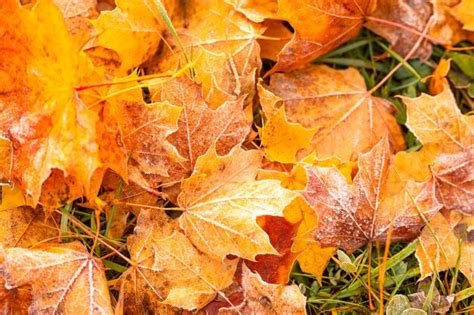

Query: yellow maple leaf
left=259, top=106, right=316, bottom=164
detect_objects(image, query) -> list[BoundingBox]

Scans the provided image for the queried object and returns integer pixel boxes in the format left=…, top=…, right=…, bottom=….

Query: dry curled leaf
left=259, top=65, right=405, bottom=161
left=218, top=264, right=307, bottom=314
left=0, top=242, right=113, bottom=313
left=303, top=138, right=441, bottom=253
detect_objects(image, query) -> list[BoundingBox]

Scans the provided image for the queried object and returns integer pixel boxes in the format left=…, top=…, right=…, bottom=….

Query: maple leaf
left=150, top=0, right=264, bottom=109
left=403, top=85, right=473, bottom=151
left=259, top=106, right=316, bottom=164
left=269, top=0, right=376, bottom=73
left=303, top=138, right=441, bottom=253
left=416, top=211, right=473, bottom=286
left=218, top=264, right=307, bottom=314
left=159, top=77, right=251, bottom=179
left=0, top=205, right=58, bottom=248
left=365, top=0, right=432, bottom=60
left=91, top=0, right=178, bottom=72
left=177, top=146, right=298, bottom=260
left=120, top=209, right=238, bottom=311
left=0, top=242, right=113, bottom=313
left=402, top=84, right=474, bottom=214
left=431, top=147, right=474, bottom=215
left=0, top=0, right=126, bottom=205
left=259, top=65, right=405, bottom=161
left=107, top=75, right=184, bottom=188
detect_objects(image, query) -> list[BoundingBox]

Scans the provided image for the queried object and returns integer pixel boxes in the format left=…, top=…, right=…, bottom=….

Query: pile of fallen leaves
left=0, top=0, right=473, bottom=313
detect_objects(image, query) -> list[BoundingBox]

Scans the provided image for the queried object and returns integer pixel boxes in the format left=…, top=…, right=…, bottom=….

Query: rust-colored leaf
left=432, top=147, right=474, bottom=215
left=303, top=138, right=441, bottom=253
left=365, top=0, right=432, bottom=60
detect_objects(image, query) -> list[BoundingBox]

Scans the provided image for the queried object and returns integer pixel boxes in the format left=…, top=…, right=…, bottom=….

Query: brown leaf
left=259, top=65, right=405, bottom=161
left=432, top=147, right=474, bottom=215
left=218, top=264, right=307, bottom=314
left=0, top=242, right=113, bottom=313
left=303, top=138, right=441, bottom=253
left=150, top=76, right=251, bottom=184
left=403, top=84, right=474, bottom=214
left=365, top=0, right=432, bottom=60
